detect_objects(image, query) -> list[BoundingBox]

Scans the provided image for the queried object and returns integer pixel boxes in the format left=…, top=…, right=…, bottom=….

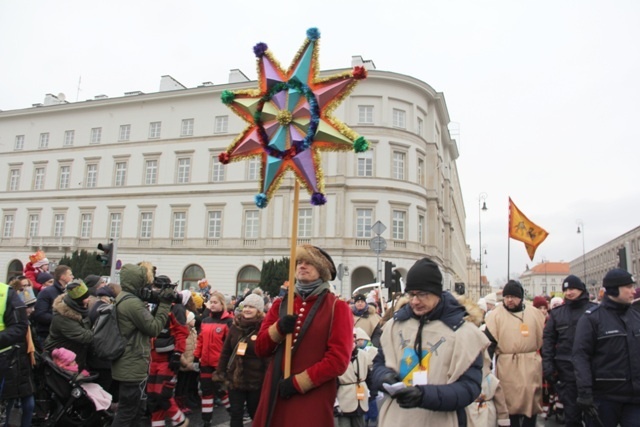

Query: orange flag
left=508, top=197, right=549, bottom=260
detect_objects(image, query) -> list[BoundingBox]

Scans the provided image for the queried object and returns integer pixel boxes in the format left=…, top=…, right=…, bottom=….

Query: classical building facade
left=518, top=262, right=570, bottom=298
left=0, top=58, right=468, bottom=296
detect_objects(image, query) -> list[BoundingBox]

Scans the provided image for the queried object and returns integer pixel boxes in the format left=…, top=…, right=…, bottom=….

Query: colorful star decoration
left=218, top=27, right=370, bottom=208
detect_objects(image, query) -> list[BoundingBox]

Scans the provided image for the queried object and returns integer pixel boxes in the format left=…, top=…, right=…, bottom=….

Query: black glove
left=394, top=386, right=423, bottom=408
left=576, top=395, right=593, bottom=410
left=159, top=288, right=177, bottom=304
left=381, top=372, right=400, bottom=386
left=168, top=352, right=182, bottom=373
left=278, top=376, right=299, bottom=399
left=277, top=314, right=297, bottom=335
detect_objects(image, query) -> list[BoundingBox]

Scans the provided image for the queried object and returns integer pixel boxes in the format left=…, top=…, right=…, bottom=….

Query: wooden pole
left=284, top=181, right=300, bottom=378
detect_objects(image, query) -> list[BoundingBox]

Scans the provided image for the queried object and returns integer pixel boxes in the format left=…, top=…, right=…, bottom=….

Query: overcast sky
left=2, top=0, right=639, bottom=288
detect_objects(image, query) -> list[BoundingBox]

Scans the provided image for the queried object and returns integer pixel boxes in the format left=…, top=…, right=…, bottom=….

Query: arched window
left=236, top=265, right=261, bottom=296
left=182, top=264, right=205, bottom=291
left=6, top=259, right=24, bottom=283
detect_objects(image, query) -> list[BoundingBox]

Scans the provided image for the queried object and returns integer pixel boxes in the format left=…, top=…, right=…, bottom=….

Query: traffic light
left=618, top=247, right=627, bottom=270
left=97, top=242, right=113, bottom=268
left=384, top=261, right=395, bottom=288
left=391, top=270, right=402, bottom=293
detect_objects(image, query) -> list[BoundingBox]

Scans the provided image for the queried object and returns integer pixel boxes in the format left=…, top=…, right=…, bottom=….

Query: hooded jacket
left=110, top=264, right=171, bottom=382
left=44, top=294, right=93, bottom=370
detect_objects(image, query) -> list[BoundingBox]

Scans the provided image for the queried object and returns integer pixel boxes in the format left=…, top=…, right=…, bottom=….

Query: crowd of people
left=1, top=246, right=639, bottom=427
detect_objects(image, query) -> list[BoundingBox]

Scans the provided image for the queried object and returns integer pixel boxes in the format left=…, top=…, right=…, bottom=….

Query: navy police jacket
left=573, top=295, right=640, bottom=403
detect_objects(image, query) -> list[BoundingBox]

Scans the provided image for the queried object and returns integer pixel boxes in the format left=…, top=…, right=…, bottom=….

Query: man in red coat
left=254, top=245, right=354, bottom=427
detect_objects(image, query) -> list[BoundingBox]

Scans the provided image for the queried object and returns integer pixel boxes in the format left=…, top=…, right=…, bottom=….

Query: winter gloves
left=277, top=314, right=297, bottom=335
left=279, top=376, right=299, bottom=399
left=393, top=386, right=423, bottom=408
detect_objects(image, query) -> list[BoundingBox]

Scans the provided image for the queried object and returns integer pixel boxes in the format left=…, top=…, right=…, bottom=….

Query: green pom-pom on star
left=353, top=136, right=369, bottom=153
left=221, top=90, right=235, bottom=105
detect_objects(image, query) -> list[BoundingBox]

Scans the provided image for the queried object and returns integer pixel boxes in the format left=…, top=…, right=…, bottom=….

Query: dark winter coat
left=542, top=292, right=596, bottom=382
left=573, top=295, right=640, bottom=403
left=44, top=294, right=93, bottom=371
left=1, top=330, right=35, bottom=399
left=32, top=280, right=64, bottom=339
left=217, top=313, right=267, bottom=391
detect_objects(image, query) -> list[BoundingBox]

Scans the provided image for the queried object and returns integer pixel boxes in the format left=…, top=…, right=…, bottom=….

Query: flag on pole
left=508, top=197, right=549, bottom=260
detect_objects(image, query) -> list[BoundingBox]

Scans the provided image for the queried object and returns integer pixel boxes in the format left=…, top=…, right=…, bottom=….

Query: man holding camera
left=110, top=263, right=176, bottom=427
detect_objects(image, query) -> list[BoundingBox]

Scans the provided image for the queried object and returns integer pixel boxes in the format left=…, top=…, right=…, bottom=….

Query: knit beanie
left=66, top=280, right=89, bottom=302
left=532, top=295, right=549, bottom=309
left=405, top=258, right=443, bottom=297
left=180, top=289, right=192, bottom=306
left=502, top=280, right=524, bottom=299
left=243, top=293, right=265, bottom=312
left=296, top=245, right=337, bottom=282
left=36, top=272, right=54, bottom=285
left=562, top=275, right=586, bottom=292
left=603, top=268, right=635, bottom=297
left=191, top=292, right=204, bottom=309
left=353, top=293, right=367, bottom=303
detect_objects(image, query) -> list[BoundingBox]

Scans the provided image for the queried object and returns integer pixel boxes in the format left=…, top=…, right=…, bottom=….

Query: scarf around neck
left=295, top=279, right=327, bottom=299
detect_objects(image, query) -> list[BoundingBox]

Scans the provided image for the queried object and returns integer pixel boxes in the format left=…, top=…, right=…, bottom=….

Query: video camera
left=139, top=275, right=183, bottom=305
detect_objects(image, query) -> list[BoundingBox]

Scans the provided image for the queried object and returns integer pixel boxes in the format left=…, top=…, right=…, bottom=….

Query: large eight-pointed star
left=219, top=28, right=369, bottom=208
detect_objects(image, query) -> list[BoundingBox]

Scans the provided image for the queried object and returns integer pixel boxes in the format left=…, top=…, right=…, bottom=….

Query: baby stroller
left=32, top=351, right=112, bottom=427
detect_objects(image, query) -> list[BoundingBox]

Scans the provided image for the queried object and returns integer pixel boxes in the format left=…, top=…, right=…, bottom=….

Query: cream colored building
left=518, top=262, right=570, bottom=298
left=0, top=58, right=469, bottom=296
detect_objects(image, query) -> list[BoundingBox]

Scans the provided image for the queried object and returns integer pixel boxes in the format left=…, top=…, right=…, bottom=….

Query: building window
left=64, top=130, right=75, bottom=147
left=53, top=214, right=65, bottom=237
left=392, top=109, right=406, bottom=129
left=177, top=158, right=191, bottom=183
left=3, top=215, right=14, bottom=238
left=109, top=213, right=122, bottom=239
left=90, top=127, right=102, bottom=144
left=418, top=214, right=425, bottom=244
left=244, top=210, right=259, bottom=239
left=356, top=208, right=373, bottom=238
left=39, top=133, right=49, bottom=149
left=114, top=162, right=127, bottom=186
left=247, top=158, right=260, bottom=181
left=392, top=210, right=406, bottom=240
left=181, top=119, right=194, bottom=136
left=59, top=165, right=70, bottom=189
left=145, top=159, right=158, bottom=185
left=392, top=151, right=405, bottom=180
left=14, top=135, right=24, bottom=150
left=417, top=158, right=425, bottom=186
left=357, top=151, right=373, bottom=177
left=86, top=164, right=98, bottom=188
left=28, top=214, right=39, bottom=238
left=140, top=212, right=153, bottom=238
left=211, top=155, right=225, bottom=182
left=119, top=124, right=131, bottom=141
left=80, top=213, right=92, bottom=238
left=33, top=167, right=45, bottom=190
left=8, top=169, right=20, bottom=191
left=173, top=212, right=186, bottom=239
left=298, top=208, right=313, bottom=238
left=149, top=121, right=162, bottom=139
left=207, top=210, right=222, bottom=238
left=214, top=116, right=229, bottom=134
left=417, top=117, right=423, bottom=136
left=358, top=105, right=374, bottom=124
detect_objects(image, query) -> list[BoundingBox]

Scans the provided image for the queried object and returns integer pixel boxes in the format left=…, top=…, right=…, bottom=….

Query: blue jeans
left=4, top=395, right=35, bottom=427
left=587, top=399, right=640, bottom=427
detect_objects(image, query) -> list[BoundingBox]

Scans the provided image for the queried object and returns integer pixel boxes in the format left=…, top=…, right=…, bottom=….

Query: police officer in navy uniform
left=0, top=281, right=29, bottom=390
left=542, top=274, right=597, bottom=426
left=573, top=268, right=640, bottom=427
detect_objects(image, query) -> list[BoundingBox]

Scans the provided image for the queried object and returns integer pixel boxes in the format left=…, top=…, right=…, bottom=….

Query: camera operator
left=146, top=277, right=190, bottom=427
left=110, top=263, right=176, bottom=427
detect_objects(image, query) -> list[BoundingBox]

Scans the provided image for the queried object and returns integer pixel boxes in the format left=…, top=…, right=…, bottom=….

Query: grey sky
left=2, top=0, right=639, bottom=287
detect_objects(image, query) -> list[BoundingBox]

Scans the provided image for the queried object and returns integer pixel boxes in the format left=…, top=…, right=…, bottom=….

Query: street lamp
left=478, top=193, right=488, bottom=297
left=576, top=220, right=587, bottom=284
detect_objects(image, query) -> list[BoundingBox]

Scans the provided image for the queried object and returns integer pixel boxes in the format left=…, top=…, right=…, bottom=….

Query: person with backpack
left=110, top=263, right=175, bottom=427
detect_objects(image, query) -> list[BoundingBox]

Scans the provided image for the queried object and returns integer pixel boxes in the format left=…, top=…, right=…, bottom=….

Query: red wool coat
left=253, top=290, right=354, bottom=427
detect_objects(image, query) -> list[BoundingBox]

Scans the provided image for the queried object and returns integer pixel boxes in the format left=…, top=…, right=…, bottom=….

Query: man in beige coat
left=485, top=280, right=545, bottom=427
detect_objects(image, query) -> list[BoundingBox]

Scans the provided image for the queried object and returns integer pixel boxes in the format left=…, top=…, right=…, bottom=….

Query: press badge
left=356, top=385, right=366, bottom=400
left=237, top=342, right=247, bottom=356
left=412, top=370, right=428, bottom=385
left=520, top=324, right=529, bottom=337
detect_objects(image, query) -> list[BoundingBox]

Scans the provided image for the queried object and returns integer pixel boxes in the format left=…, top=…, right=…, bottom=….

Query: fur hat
left=502, top=280, right=524, bottom=299
left=36, top=272, right=54, bottom=285
left=533, top=295, right=549, bottom=309
left=562, top=275, right=586, bottom=292
left=243, top=293, right=265, bottom=312
left=295, top=245, right=336, bottom=282
left=66, top=280, right=89, bottom=302
left=405, top=258, right=443, bottom=297
left=353, top=293, right=367, bottom=303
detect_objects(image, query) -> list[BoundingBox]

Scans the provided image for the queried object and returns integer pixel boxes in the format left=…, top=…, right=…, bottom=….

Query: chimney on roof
left=43, top=93, right=68, bottom=106
left=229, top=69, right=250, bottom=83
left=351, top=55, right=376, bottom=70
left=159, top=75, right=186, bottom=92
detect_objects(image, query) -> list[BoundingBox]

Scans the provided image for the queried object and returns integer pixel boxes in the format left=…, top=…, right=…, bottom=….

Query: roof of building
left=530, top=262, right=570, bottom=275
